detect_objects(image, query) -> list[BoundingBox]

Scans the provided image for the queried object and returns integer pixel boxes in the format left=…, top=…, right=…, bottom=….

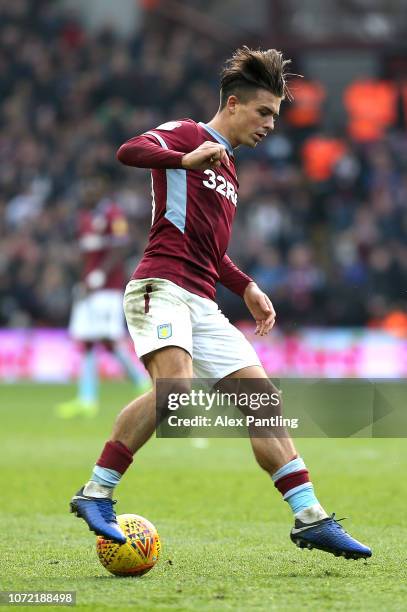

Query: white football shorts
left=69, top=289, right=125, bottom=341
left=123, top=277, right=261, bottom=380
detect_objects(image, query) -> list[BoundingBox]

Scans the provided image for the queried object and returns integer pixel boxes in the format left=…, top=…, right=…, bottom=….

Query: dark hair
left=220, top=46, right=292, bottom=108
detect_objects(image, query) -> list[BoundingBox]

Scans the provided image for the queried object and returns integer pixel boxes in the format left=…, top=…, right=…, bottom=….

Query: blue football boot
left=290, top=513, right=372, bottom=559
left=70, top=487, right=126, bottom=544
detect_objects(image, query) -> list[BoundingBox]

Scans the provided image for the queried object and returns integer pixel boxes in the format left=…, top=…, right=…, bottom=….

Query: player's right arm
left=117, top=128, right=228, bottom=170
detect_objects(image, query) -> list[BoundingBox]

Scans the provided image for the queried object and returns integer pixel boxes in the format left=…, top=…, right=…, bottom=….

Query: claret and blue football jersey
left=117, top=119, right=252, bottom=300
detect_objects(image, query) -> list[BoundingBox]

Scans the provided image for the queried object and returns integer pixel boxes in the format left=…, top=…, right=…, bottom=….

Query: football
left=96, top=514, right=161, bottom=577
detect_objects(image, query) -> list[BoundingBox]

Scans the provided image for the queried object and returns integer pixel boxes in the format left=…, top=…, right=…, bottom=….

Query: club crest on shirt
left=157, top=323, right=172, bottom=339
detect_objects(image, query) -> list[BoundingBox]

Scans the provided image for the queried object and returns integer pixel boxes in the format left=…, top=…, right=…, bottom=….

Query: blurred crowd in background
left=0, top=0, right=406, bottom=331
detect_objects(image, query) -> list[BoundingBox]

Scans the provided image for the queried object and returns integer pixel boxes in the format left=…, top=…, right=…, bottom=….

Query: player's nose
left=264, top=118, right=275, bottom=132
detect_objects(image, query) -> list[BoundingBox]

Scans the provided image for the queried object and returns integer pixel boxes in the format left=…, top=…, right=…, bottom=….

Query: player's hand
left=85, top=269, right=106, bottom=291
left=181, top=141, right=230, bottom=170
left=243, top=282, right=276, bottom=336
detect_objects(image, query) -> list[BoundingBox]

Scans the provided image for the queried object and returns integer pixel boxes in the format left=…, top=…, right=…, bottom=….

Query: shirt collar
left=199, top=122, right=234, bottom=156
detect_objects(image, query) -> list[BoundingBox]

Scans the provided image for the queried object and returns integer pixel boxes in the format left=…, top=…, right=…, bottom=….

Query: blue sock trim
left=114, top=346, right=143, bottom=385
left=91, top=465, right=122, bottom=487
left=79, top=349, right=98, bottom=403
left=285, top=483, right=319, bottom=514
left=271, top=457, right=306, bottom=482
left=283, top=482, right=313, bottom=500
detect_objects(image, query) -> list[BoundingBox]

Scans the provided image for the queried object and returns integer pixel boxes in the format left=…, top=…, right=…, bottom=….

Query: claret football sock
left=272, top=457, right=328, bottom=522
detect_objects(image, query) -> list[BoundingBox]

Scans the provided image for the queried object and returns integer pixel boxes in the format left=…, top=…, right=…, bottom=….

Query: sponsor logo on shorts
left=157, top=323, right=172, bottom=339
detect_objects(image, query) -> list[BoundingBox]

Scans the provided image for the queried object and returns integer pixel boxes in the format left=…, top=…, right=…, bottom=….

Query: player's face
left=228, top=89, right=282, bottom=147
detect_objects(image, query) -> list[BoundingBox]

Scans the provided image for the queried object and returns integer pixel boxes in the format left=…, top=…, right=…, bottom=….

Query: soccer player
left=57, top=178, right=146, bottom=418
left=70, top=48, right=371, bottom=559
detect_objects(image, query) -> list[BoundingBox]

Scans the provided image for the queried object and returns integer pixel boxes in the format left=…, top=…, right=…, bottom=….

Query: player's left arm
left=219, top=254, right=276, bottom=336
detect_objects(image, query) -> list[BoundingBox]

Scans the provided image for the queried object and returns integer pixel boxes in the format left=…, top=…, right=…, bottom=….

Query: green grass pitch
left=1, top=382, right=406, bottom=611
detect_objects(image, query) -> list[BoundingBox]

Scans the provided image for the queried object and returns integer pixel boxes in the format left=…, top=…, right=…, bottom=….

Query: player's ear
left=226, top=95, right=239, bottom=114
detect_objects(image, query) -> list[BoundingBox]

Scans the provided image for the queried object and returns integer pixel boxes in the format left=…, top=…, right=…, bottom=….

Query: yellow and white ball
left=96, top=514, right=161, bottom=577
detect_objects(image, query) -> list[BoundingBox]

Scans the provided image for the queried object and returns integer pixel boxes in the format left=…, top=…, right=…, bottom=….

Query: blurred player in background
left=57, top=178, right=146, bottom=418
left=70, top=48, right=371, bottom=560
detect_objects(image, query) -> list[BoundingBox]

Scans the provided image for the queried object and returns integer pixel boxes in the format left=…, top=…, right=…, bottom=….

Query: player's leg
left=102, top=339, right=149, bottom=393
left=111, top=345, right=193, bottom=452
left=58, top=289, right=109, bottom=418
left=219, top=365, right=326, bottom=512
left=98, top=290, right=148, bottom=390
left=71, top=278, right=194, bottom=542
left=79, top=342, right=99, bottom=407
left=56, top=341, right=99, bottom=418
left=192, top=295, right=371, bottom=559
left=220, top=365, right=371, bottom=559
left=70, top=345, right=192, bottom=543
